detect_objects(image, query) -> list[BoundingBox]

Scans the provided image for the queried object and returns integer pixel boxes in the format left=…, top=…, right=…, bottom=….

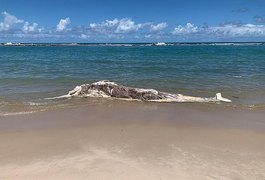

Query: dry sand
left=0, top=102, right=265, bottom=180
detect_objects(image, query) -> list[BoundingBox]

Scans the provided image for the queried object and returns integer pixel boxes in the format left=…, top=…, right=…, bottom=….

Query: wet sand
left=0, top=102, right=265, bottom=180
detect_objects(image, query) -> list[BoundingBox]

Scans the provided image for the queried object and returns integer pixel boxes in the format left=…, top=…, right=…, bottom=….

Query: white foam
left=233, top=75, right=242, bottom=78
left=0, top=111, right=36, bottom=116
left=155, top=42, right=167, bottom=46
left=27, top=102, right=48, bottom=106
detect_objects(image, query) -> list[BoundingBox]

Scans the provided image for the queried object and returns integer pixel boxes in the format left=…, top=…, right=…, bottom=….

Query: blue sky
left=0, top=0, right=265, bottom=42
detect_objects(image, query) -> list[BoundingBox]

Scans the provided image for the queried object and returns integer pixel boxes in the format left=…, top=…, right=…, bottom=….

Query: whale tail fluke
left=215, top=93, right=231, bottom=102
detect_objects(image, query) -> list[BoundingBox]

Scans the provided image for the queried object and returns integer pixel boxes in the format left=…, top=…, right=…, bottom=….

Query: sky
left=0, top=0, right=265, bottom=42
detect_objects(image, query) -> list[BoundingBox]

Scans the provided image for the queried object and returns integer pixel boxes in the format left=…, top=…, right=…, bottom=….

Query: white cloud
left=172, top=23, right=265, bottom=38
left=116, top=18, right=143, bottom=33
left=1, top=11, right=265, bottom=42
left=172, top=23, right=199, bottom=35
left=150, top=22, right=168, bottom=32
left=208, top=24, right=265, bottom=37
left=22, top=22, right=43, bottom=33
left=80, top=34, right=89, bottom=39
left=0, top=11, right=23, bottom=31
left=56, top=17, right=71, bottom=32
left=90, top=18, right=143, bottom=34
left=145, top=34, right=152, bottom=38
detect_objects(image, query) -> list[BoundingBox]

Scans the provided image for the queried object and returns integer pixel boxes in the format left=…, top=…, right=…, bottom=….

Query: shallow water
left=1, top=44, right=265, bottom=114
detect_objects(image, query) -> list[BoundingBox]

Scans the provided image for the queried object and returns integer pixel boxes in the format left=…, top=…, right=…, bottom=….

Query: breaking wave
left=0, top=111, right=36, bottom=116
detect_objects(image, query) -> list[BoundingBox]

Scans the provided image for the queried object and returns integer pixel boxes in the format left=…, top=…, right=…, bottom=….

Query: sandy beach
left=1, top=0, right=265, bottom=179
left=0, top=102, right=265, bottom=180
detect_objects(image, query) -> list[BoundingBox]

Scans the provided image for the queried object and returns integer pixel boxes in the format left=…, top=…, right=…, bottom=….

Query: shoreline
left=1, top=102, right=265, bottom=179
left=2, top=96, right=265, bottom=118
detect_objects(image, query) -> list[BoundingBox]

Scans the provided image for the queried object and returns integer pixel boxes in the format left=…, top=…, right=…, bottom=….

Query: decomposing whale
left=48, top=80, right=231, bottom=103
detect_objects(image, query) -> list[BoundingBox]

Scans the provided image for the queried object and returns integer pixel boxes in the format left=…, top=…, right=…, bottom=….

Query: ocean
left=1, top=43, right=265, bottom=115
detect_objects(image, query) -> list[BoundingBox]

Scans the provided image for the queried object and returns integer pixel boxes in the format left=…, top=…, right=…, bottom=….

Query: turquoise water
left=1, top=44, right=265, bottom=114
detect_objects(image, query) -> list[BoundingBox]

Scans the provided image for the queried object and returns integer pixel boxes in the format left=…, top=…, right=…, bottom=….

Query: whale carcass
left=49, top=80, right=231, bottom=103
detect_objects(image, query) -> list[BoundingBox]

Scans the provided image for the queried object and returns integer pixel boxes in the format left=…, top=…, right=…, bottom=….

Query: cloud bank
left=89, top=18, right=145, bottom=34
left=1, top=11, right=265, bottom=42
